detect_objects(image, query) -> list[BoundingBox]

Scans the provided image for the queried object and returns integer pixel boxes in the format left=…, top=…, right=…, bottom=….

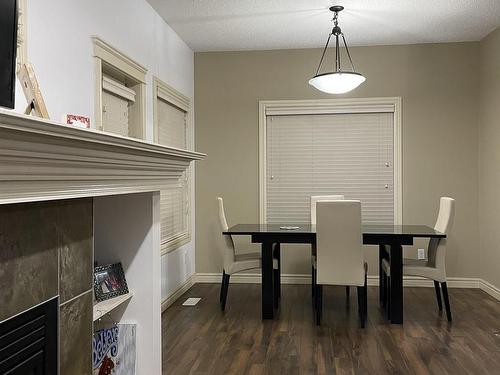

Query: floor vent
left=182, top=298, right=201, bottom=306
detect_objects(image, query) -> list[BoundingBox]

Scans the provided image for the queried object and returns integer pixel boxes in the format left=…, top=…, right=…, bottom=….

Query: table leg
left=389, top=243, right=403, bottom=324
left=311, top=243, right=316, bottom=300
left=273, top=243, right=281, bottom=308
left=379, top=244, right=385, bottom=306
left=262, top=241, right=274, bottom=319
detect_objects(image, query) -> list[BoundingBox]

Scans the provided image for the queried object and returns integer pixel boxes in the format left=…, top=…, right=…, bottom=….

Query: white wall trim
left=479, top=279, right=500, bottom=301
left=156, top=274, right=500, bottom=311
left=194, top=272, right=484, bottom=289
left=161, top=274, right=196, bottom=311
left=258, top=97, right=403, bottom=225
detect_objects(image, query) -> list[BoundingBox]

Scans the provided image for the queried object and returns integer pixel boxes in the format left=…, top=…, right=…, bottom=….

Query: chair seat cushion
left=234, top=252, right=260, bottom=262
left=381, top=258, right=446, bottom=283
left=228, top=252, right=278, bottom=275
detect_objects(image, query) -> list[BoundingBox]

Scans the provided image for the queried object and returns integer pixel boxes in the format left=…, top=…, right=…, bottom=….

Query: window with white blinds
left=160, top=173, right=189, bottom=247
left=102, top=75, right=136, bottom=137
left=154, top=78, right=191, bottom=253
left=266, top=112, right=394, bottom=225
left=157, top=99, right=187, bottom=149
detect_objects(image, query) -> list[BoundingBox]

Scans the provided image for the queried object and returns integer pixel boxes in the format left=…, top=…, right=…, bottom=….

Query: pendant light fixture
left=309, top=6, right=365, bottom=94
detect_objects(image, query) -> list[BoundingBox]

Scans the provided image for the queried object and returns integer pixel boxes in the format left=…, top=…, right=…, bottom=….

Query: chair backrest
left=216, top=197, right=235, bottom=270
left=316, top=200, right=365, bottom=286
left=428, top=197, right=455, bottom=272
left=310, top=195, right=345, bottom=225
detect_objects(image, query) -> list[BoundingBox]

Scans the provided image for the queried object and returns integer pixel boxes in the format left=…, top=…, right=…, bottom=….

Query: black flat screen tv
left=0, top=0, right=18, bottom=109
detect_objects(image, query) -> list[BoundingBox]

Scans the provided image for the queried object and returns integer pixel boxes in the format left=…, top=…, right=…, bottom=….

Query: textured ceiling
left=146, top=0, right=500, bottom=52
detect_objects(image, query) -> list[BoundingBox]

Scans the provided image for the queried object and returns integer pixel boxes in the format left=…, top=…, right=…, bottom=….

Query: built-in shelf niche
left=93, top=192, right=161, bottom=374
left=93, top=292, right=134, bottom=322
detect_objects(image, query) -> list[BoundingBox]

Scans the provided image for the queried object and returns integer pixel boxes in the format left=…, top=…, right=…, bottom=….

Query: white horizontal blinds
left=160, top=173, right=188, bottom=246
left=102, top=75, right=135, bottom=137
left=157, top=97, right=189, bottom=248
left=157, top=98, right=187, bottom=149
left=266, top=112, right=394, bottom=225
left=102, top=91, right=129, bottom=136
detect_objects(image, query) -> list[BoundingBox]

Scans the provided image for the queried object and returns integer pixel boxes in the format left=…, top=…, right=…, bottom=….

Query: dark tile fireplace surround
left=0, top=199, right=93, bottom=374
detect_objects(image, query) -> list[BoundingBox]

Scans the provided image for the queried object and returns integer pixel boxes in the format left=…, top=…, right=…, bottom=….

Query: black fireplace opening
left=0, top=297, right=58, bottom=375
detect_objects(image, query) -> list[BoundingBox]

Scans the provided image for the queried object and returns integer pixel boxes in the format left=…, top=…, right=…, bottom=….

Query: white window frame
left=153, top=76, right=193, bottom=254
left=92, top=36, right=147, bottom=139
left=259, top=97, right=402, bottom=224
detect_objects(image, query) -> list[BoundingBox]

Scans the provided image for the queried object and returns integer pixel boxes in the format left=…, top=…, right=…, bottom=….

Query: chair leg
left=345, top=286, right=350, bottom=299
left=381, top=272, right=386, bottom=308
left=220, top=270, right=226, bottom=303
left=316, top=284, right=323, bottom=325
left=441, top=282, right=452, bottom=322
left=364, top=272, right=368, bottom=319
left=311, top=264, right=315, bottom=299
left=273, top=268, right=280, bottom=309
left=312, top=266, right=317, bottom=309
left=357, top=286, right=366, bottom=328
left=433, top=281, right=443, bottom=311
left=221, top=273, right=230, bottom=311
left=386, top=276, right=391, bottom=320
left=273, top=243, right=281, bottom=300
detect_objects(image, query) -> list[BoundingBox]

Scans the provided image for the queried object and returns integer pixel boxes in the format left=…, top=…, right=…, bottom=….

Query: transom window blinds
left=157, top=99, right=187, bottom=149
left=102, top=75, right=135, bottom=137
left=157, top=98, right=189, bottom=249
left=266, top=112, right=394, bottom=225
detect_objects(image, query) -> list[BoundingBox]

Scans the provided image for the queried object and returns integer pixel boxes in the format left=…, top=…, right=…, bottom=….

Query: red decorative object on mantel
left=63, top=113, right=91, bottom=129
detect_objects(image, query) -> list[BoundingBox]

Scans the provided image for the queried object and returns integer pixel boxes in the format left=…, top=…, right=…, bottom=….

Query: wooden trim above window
left=156, top=81, right=190, bottom=112
left=92, top=36, right=147, bottom=83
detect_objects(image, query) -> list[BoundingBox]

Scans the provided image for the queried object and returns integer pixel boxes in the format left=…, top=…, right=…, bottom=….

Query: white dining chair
left=314, top=200, right=368, bottom=327
left=216, top=197, right=278, bottom=311
left=310, top=195, right=349, bottom=300
left=381, top=197, right=455, bottom=321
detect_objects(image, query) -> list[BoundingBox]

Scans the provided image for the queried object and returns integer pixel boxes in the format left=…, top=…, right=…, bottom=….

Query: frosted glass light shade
left=309, top=72, right=366, bottom=94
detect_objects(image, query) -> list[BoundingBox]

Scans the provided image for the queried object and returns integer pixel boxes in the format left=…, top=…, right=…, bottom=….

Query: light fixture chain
left=315, top=33, right=332, bottom=76
left=341, top=33, right=356, bottom=72
left=335, top=33, right=340, bottom=71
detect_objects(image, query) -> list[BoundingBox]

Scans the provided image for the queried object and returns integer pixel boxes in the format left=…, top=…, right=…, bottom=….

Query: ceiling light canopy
left=309, top=6, right=366, bottom=95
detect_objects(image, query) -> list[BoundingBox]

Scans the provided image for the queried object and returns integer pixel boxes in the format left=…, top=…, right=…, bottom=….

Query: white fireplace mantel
left=0, top=110, right=205, bottom=204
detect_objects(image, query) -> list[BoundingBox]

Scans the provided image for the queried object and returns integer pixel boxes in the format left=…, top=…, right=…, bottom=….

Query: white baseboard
left=195, top=272, right=480, bottom=288
left=161, top=274, right=195, bottom=312
left=195, top=272, right=311, bottom=284
left=479, top=279, right=500, bottom=300
left=193, top=273, right=500, bottom=302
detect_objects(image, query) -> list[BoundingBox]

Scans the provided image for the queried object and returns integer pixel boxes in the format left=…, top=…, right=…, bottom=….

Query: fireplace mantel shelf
left=0, top=110, right=205, bottom=204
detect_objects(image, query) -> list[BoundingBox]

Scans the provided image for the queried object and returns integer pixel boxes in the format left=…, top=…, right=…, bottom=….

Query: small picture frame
left=63, top=113, right=91, bottom=129
left=94, top=262, right=129, bottom=302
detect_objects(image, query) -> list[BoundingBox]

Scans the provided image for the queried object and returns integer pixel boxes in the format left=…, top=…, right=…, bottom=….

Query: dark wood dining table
left=223, top=224, right=446, bottom=324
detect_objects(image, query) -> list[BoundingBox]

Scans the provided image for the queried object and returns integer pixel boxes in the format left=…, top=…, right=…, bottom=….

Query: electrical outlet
left=417, top=248, right=425, bottom=260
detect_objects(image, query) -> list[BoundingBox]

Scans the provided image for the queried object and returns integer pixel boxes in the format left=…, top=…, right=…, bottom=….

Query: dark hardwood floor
left=162, top=283, right=500, bottom=374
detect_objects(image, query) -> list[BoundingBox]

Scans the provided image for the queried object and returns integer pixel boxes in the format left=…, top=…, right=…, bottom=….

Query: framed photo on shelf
left=94, top=262, right=129, bottom=302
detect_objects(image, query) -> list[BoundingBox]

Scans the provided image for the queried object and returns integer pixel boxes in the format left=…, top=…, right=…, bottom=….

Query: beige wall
left=195, top=42, right=479, bottom=277
left=479, top=27, right=500, bottom=288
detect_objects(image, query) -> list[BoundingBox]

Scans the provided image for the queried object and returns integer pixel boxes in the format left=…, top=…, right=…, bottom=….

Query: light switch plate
left=417, top=248, right=425, bottom=260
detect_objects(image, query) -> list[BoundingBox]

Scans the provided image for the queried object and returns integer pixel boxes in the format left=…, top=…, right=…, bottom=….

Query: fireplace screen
left=0, top=297, right=58, bottom=374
